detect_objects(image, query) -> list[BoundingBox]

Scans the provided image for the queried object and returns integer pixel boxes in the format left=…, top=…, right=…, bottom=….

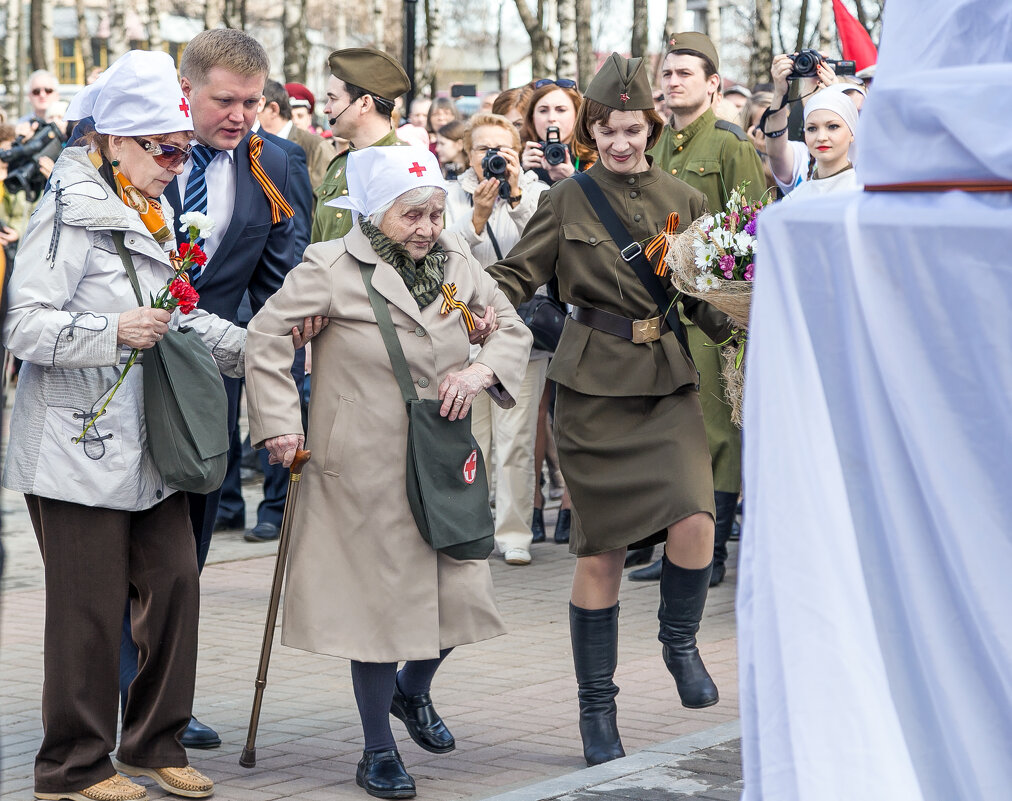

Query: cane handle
left=291, top=449, right=311, bottom=475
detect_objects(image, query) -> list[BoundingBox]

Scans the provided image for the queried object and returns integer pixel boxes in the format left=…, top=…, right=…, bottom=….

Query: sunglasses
left=31, top=87, right=56, bottom=96
left=132, top=137, right=193, bottom=168
left=534, top=78, right=577, bottom=90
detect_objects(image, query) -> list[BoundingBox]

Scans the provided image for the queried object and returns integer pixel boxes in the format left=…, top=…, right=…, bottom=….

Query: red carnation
left=178, top=241, right=207, bottom=267
left=168, top=278, right=200, bottom=315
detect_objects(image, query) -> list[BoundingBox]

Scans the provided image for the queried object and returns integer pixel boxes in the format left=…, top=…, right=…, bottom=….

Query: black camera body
left=540, top=125, right=569, bottom=166
left=0, top=122, right=66, bottom=202
left=787, top=49, right=857, bottom=80
left=482, top=147, right=512, bottom=200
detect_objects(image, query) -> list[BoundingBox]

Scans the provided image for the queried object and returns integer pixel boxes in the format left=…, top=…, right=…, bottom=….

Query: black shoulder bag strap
left=572, top=171, right=693, bottom=363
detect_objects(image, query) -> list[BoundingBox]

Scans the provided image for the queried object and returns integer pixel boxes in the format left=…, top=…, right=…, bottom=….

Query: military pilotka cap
left=584, top=53, right=654, bottom=111
left=327, top=47, right=411, bottom=101
left=667, top=31, right=720, bottom=73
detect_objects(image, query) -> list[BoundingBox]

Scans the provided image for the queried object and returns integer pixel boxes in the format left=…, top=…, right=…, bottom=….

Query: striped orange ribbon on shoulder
left=439, top=283, right=477, bottom=331
left=248, top=133, right=295, bottom=224
left=643, top=212, right=680, bottom=276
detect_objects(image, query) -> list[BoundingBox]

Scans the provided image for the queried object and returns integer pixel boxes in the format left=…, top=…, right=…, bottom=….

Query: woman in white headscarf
left=787, top=84, right=864, bottom=199
left=244, top=146, right=532, bottom=800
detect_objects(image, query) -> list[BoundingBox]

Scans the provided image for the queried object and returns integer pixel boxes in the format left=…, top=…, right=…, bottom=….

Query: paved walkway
left=1, top=476, right=741, bottom=800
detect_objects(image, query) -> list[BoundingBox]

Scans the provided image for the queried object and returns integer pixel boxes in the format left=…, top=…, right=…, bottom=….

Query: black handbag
left=114, top=233, right=229, bottom=494
left=359, top=263, right=494, bottom=561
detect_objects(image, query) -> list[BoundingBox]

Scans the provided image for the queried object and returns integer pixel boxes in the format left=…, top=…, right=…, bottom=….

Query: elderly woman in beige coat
left=244, top=146, right=532, bottom=800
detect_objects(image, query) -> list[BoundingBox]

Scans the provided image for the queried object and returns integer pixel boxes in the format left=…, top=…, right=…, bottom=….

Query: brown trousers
left=26, top=492, right=199, bottom=794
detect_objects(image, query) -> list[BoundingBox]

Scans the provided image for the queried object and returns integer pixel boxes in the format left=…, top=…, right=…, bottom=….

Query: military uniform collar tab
left=672, top=108, right=715, bottom=143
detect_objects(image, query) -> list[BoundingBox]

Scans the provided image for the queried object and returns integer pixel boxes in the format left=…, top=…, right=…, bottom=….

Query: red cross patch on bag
left=462, top=449, right=478, bottom=484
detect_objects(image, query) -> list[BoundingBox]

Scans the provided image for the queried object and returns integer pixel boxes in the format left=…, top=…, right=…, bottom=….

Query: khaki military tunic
left=311, top=128, right=403, bottom=243
left=649, top=108, right=766, bottom=494
left=488, top=160, right=734, bottom=555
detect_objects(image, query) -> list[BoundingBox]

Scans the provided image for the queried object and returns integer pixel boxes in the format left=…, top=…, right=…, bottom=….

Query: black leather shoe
left=624, top=546, right=654, bottom=568
left=244, top=521, right=280, bottom=542
left=709, top=562, right=726, bottom=587
left=554, top=509, right=571, bottom=544
left=531, top=508, right=546, bottom=543
left=356, top=749, right=416, bottom=799
left=213, top=514, right=245, bottom=532
left=628, top=558, right=662, bottom=582
left=180, top=716, right=221, bottom=749
left=390, top=681, right=455, bottom=754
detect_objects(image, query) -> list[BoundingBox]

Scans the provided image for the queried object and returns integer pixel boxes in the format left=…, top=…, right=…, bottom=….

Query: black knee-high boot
left=658, top=556, right=719, bottom=709
left=570, top=602, right=625, bottom=766
left=711, top=491, right=739, bottom=586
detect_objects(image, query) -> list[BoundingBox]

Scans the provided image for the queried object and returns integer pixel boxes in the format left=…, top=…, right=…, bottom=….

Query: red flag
left=832, top=0, right=878, bottom=71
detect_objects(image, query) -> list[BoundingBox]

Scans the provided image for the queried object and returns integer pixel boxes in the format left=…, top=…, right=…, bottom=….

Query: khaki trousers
left=471, top=357, right=549, bottom=552
left=26, top=492, right=198, bottom=794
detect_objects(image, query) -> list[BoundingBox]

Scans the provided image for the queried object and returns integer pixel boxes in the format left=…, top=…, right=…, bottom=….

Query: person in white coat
left=443, top=113, right=550, bottom=565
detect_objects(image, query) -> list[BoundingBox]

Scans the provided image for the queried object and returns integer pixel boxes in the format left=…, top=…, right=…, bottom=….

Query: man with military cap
left=630, top=32, right=764, bottom=586
left=311, top=48, right=410, bottom=243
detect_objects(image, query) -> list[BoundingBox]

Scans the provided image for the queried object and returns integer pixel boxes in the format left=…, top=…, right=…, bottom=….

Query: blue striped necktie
left=180, top=144, right=219, bottom=280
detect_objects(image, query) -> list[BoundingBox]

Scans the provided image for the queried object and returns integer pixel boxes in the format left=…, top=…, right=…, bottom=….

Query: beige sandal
left=35, top=773, right=149, bottom=801
left=112, top=760, right=213, bottom=799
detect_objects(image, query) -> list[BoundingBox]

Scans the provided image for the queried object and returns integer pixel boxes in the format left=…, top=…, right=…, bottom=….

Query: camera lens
left=793, top=50, right=818, bottom=76
left=543, top=142, right=567, bottom=166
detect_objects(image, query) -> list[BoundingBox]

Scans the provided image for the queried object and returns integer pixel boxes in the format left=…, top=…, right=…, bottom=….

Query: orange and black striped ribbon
left=439, top=283, right=476, bottom=331
left=643, top=212, right=680, bottom=276
left=249, top=133, right=295, bottom=224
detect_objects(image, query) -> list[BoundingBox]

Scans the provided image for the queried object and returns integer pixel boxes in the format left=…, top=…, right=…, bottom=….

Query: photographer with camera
left=444, top=112, right=550, bottom=566
left=520, top=79, right=595, bottom=184
left=0, top=124, right=28, bottom=259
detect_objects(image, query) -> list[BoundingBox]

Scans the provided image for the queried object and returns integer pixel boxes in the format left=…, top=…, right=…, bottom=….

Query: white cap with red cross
left=326, top=146, right=445, bottom=224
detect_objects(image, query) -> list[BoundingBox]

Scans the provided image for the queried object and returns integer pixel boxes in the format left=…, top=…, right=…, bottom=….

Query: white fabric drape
left=739, top=2, right=1012, bottom=799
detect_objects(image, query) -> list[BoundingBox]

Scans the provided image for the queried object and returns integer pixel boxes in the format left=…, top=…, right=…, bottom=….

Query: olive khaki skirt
left=554, top=386, right=716, bottom=556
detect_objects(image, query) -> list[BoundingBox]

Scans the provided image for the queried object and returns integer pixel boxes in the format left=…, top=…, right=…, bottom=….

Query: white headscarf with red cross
left=326, top=145, right=445, bottom=223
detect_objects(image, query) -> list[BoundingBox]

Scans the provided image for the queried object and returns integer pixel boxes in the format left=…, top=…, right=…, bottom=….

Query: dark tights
left=350, top=648, right=452, bottom=752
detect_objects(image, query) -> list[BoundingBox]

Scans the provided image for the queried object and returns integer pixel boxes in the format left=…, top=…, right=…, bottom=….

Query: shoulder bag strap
left=572, top=171, right=693, bottom=363
left=358, top=263, right=419, bottom=404
left=484, top=222, right=504, bottom=261
left=112, top=231, right=144, bottom=307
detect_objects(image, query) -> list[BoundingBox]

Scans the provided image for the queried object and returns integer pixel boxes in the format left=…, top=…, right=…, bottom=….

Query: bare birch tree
left=817, top=0, right=833, bottom=52
left=107, top=0, right=129, bottom=63
left=794, top=0, right=809, bottom=52
left=630, top=0, right=648, bottom=58
left=29, top=0, right=50, bottom=71
left=204, top=0, right=222, bottom=32
left=147, top=0, right=163, bottom=53
left=706, top=0, right=720, bottom=55
left=751, top=0, right=772, bottom=86
left=421, top=0, right=443, bottom=97
left=3, top=0, right=22, bottom=96
left=76, top=0, right=94, bottom=77
left=557, top=0, right=577, bottom=79
left=663, top=0, right=686, bottom=45
left=372, top=0, right=385, bottom=48
left=335, top=0, right=348, bottom=48
left=513, top=0, right=556, bottom=78
left=282, top=0, right=309, bottom=82
left=575, top=0, right=593, bottom=88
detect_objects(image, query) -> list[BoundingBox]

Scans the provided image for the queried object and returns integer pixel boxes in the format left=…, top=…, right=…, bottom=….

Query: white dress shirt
left=176, top=147, right=236, bottom=262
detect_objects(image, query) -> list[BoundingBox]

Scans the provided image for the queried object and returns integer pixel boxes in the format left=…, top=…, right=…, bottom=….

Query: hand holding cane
left=240, top=448, right=311, bottom=768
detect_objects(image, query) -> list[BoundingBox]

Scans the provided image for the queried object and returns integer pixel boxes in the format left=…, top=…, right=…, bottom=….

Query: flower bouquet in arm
left=664, top=183, right=764, bottom=426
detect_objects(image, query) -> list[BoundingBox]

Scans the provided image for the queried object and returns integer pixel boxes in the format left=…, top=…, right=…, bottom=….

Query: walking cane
left=240, top=448, right=311, bottom=768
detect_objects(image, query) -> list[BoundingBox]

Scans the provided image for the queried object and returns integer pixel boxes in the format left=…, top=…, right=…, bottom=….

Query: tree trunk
left=774, top=0, right=785, bottom=54
left=751, top=0, right=772, bottom=86
left=630, top=0, right=647, bottom=59
left=3, top=0, right=22, bottom=99
left=107, top=0, right=129, bottom=63
left=557, top=0, right=577, bottom=78
left=496, top=0, right=506, bottom=89
left=373, top=0, right=385, bottom=48
left=706, top=0, right=720, bottom=56
left=421, top=0, right=443, bottom=98
left=147, top=0, right=164, bottom=54
left=853, top=0, right=870, bottom=32
left=575, top=0, right=593, bottom=88
left=29, top=0, right=49, bottom=71
left=335, top=0, right=348, bottom=48
left=282, top=0, right=309, bottom=82
left=513, top=0, right=554, bottom=78
left=664, top=0, right=686, bottom=45
left=204, top=0, right=221, bottom=31
left=795, top=0, right=809, bottom=53
left=817, top=0, right=834, bottom=52
left=76, top=0, right=94, bottom=77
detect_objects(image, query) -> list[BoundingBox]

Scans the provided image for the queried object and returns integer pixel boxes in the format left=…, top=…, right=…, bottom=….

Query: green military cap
left=667, top=31, right=720, bottom=73
left=583, top=52, right=654, bottom=111
left=327, top=47, right=411, bottom=101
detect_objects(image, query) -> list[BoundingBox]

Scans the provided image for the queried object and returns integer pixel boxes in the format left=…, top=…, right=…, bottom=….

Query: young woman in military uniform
left=488, top=54, right=735, bottom=767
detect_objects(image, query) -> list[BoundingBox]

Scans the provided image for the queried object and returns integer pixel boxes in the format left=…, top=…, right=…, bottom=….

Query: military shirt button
left=671, top=168, right=678, bottom=175
left=627, top=177, right=636, bottom=185
left=415, top=326, right=426, bottom=337
left=588, top=236, right=597, bottom=244
left=699, top=167, right=705, bottom=173
left=155, top=489, right=163, bottom=499
left=336, top=212, right=343, bottom=218
left=676, top=133, right=683, bottom=140
left=417, top=377, right=430, bottom=388
left=633, top=214, right=642, bottom=222
left=342, top=189, right=348, bottom=194
left=677, top=146, right=683, bottom=151
left=630, top=190, right=639, bottom=198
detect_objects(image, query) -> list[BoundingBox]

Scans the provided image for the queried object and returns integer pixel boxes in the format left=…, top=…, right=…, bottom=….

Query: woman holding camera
left=444, top=113, right=549, bottom=566
left=520, top=79, right=595, bottom=185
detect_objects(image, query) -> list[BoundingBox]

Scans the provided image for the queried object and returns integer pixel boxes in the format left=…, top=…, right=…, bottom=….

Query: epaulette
left=714, top=119, right=748, bottom=141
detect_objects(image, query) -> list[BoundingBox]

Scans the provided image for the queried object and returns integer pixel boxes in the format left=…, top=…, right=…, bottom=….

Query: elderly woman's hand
left=265, top=433, right=305, bottom=467
left=467, top=305, right=498, bottom=346
left=438, top=363, right=495, bottom=420
left=118, top=307, right=170, bottom=349
left=291, top=315, right=329, bottom=349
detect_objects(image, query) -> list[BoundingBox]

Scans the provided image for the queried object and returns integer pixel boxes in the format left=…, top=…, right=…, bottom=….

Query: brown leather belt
left=571, top=306, right=670, bottom=344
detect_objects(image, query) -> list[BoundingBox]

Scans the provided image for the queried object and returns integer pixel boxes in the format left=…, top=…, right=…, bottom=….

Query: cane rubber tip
left=239, top=747, right=256, bottom=768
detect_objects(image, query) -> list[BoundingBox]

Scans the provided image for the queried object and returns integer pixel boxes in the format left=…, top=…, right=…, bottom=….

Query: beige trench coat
left=245, top=225, right=533, bottom=662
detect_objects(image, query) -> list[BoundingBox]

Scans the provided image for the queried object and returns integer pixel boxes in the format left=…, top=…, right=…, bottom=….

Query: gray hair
left=26, top=70, right=57, bottom=90
left=369, top=186, right=445, bottom=227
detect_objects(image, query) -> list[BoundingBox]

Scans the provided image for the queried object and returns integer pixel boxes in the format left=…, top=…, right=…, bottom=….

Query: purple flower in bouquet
left=744, top=262, right=754, bottom=281
left=719, top=253, right=735, bottom=278
left=744, top=217, right=757, bottom=237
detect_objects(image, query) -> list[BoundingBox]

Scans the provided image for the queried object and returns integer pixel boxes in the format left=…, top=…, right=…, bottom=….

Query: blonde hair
left=463, top=113, right=522, bottom=154
left=179, top=29, right=270, bottom=85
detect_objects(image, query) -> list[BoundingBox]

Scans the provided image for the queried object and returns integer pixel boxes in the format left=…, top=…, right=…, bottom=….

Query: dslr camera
left=0, top=122, right=66, bottom=202
left=539, top=125, right=570, bottom=166
left=481, top=147, right=512, bottom=200
left=787, top=49, right=857, bottom=80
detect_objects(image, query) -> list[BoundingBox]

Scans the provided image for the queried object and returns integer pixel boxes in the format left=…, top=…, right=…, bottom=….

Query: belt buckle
left=631, top=316, right=661, bottom=344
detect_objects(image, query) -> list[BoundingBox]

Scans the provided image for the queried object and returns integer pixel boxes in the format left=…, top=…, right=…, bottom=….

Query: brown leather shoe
left=35, top=773, right=149, bottom=801
left=112, top=761, right=213, bottom=798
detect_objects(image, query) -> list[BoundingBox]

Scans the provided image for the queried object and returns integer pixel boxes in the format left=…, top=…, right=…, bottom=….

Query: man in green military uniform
left=311, top=47, right=410, bottom=243
left=631, top=31, right=765, bottom=586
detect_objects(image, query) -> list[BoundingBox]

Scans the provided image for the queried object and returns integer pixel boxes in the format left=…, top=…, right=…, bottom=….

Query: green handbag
left=360, top=263, right=494, bottom=561
left=114, top=232, right=229, bottom=494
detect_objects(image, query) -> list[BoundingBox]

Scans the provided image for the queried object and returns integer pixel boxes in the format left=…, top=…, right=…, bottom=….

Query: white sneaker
left=503, top=547, right=532, bottom=566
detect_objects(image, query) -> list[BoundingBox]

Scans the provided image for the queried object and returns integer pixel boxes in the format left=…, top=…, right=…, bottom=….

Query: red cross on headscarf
left=179, top=97, right=190, bottom=117
left=408, top=162, right=427, bottom=177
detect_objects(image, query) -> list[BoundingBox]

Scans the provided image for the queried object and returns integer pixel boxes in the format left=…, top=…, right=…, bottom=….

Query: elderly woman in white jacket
left=3, top=52, right=248, bottom=801
left=444, top=113, right=550, bottom=566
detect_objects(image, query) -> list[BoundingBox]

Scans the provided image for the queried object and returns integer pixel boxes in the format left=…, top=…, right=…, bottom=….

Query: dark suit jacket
left=165, top=131, right=296, bottom=323
left=259, top=128, right=312, bottom=263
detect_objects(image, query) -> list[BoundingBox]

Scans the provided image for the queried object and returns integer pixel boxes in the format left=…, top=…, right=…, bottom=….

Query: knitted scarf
left=359, top=217, right=445, bottom=308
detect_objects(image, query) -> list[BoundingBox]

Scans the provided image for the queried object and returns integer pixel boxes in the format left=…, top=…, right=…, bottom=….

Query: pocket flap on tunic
left=562, top=222, right=612, bottom=246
